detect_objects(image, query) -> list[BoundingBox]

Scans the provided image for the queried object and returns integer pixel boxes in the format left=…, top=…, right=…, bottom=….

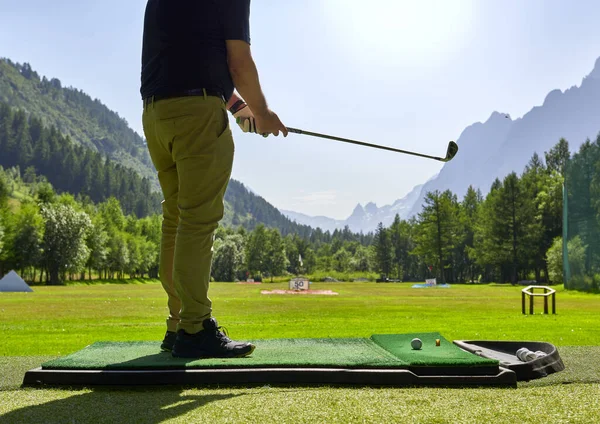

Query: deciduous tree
left=41, top=203, right=91, bottom=285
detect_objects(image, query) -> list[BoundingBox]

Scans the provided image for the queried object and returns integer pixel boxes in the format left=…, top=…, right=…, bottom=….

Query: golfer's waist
left=143, top=89, right=225, bottom=105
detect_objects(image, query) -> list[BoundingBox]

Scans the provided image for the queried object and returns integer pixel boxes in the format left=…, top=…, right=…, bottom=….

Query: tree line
left=1, top=135, right=598, bottom=290
left=0, top=166, right=376, bottom=284
left=0, top=169, right=160, bottom=284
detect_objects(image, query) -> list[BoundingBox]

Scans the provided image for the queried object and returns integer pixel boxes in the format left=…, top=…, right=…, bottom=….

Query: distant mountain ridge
left=282, top=56, right=600, bottom=232
left=406, top=55, right=600, bottom=217
left=282, top=184, right=423, bottom=233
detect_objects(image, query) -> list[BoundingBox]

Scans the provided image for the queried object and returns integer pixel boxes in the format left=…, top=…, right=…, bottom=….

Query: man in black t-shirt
left=141, top=0, right=286, bottom=359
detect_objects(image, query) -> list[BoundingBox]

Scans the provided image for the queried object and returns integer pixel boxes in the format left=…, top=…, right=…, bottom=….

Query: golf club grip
left=286, top=127, right=446, bottom=161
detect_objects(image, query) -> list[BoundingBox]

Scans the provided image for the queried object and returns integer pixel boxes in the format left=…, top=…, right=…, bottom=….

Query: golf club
left=286, top=127, right=459, bottom=163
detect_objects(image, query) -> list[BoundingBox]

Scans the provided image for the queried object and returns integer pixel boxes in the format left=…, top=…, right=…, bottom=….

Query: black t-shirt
left=140, top=0, right=250, bottom=101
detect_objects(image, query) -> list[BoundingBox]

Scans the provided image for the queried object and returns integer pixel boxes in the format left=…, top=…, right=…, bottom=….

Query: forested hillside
left=224, top=180, right=317, bottom=238
left=0, top=102, right=162, bottom=217
left=0, top=59, right=155, bottom=183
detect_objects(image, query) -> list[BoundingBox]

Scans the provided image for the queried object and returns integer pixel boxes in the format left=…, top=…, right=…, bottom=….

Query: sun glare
left=325, top=0, right=475, bottom=66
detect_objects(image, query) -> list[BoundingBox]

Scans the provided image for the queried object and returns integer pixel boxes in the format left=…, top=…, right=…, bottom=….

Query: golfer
left=141, top=0, right=287, bottom=358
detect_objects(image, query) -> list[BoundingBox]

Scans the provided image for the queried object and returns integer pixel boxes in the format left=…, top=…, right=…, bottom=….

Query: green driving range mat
left=28, top=333, right=516, bottom=387
left=42, top=338, right=402, bottom=370
left=41, top=332, right=497, bottom=370
left=371, top=333, right=499, bottom=367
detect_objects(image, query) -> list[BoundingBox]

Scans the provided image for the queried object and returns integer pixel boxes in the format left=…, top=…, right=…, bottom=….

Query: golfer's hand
left=255, top=110, right=288, bottom=137
left=233, top=105, right=258, bottom=134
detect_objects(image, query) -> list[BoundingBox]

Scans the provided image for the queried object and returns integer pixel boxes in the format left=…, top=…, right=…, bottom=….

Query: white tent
left=0, top=270, right=33, bottom=292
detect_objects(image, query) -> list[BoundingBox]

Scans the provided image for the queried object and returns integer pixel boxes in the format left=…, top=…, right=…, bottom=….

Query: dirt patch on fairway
left=261, top=289, right=339, bottom=295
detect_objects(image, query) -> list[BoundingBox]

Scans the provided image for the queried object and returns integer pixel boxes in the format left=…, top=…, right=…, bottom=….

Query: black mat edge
left=453, top=340, right=565, bottom=381
left=22, top=367, right=517, bottom=388
left=40, top=363, right=500, bottom=377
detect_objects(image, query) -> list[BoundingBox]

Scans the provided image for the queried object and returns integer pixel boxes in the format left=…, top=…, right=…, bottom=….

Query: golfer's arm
left=226, top=92, right=243, bottom=111
left=226, top=40, right=269, bottom=118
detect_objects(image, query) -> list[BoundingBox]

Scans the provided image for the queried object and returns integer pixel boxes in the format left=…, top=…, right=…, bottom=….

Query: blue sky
left=1, top=0, right=600, bottom=219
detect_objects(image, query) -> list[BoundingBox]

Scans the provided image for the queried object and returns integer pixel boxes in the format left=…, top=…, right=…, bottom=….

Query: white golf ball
left=411, top=338, right=422, bottom=350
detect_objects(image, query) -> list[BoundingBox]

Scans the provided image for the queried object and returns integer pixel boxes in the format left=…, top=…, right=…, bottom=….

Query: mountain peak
left=365, top=202, right=378, bottom=214
left=589, top=56, right=600, bottom=80
left=487, top=111, right=513, bottom=123
left=348, top=204, right=366, bottom=220
left=352, top=203, right=364, bottom=212
left=543, top=88, right=563, bottom=106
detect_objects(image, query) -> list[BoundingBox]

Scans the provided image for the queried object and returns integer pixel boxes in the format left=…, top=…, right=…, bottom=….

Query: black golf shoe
left=160, top=331, right=177, bottom=352
left=172, top=318, right=256, bottom=359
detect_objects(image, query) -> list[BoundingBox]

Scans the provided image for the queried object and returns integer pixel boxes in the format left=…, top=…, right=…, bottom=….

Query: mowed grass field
left=1, top=281, right=599, bottom=423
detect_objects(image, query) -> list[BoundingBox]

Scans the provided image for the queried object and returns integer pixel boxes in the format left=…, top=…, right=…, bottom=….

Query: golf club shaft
left=286, top=127, right=447, bottom=162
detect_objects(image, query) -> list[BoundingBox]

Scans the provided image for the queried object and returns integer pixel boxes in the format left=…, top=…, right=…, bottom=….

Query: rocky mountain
left=406, top=56, right=600, bottom=217
left=284, top=56, right=600, bottom=232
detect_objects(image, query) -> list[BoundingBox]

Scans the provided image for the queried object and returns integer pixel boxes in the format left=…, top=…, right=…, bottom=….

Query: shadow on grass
left=0, top=388, right=243, bottom=423
left=110, top=352, right=256, bottom=369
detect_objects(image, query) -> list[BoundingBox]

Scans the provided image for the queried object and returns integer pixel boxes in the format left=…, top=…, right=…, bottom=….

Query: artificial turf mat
left=41, top=333, right=498, bottom=371
left=372, top=333, right=499, bottom=367
left=42, top=338, right=402, bottom=370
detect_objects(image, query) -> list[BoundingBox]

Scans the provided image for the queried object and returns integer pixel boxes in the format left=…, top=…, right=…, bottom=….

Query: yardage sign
left=289, top=278, right=309, bottom=291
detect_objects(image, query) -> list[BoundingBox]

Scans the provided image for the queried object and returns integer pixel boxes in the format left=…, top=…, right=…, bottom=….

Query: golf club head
left=443, top=141, right=459, bottom=162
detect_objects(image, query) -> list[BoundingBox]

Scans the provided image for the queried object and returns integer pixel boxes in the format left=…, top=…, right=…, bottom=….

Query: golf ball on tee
left=411, top=338, right=422, bottom=350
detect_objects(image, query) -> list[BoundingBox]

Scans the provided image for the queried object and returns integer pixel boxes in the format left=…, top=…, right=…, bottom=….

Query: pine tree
left=459, top=186, right=483, bottom=282
left=413, top=190, right=459, bottom=283
left=545, top=138, right=570, bottom=176
left=373, top=222, right=393, bottom=277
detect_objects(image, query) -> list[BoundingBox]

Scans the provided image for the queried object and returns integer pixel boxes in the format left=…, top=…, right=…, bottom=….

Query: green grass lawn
left=0, top=281, right=599, bottom=423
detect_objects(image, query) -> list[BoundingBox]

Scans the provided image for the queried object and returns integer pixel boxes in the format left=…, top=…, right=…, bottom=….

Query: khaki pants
left=142, top=95, right=234, bottom=334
